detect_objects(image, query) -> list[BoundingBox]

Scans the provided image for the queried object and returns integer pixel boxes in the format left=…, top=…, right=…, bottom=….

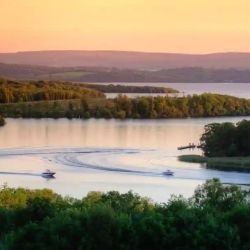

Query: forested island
left=0, top=79, right=249, bottom=119
left=0, top=179, right=250, bottom=249
left=179, top=120, right=250, bottom=171
left=80, top=83, right=178, bottom=94
left=0, top=79, right=178, bottom=103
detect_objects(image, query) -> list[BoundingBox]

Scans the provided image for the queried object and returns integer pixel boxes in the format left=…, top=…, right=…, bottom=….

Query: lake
left=97, top=82, right=250, bottom=99
left=0, top=117, right=249, bottom=203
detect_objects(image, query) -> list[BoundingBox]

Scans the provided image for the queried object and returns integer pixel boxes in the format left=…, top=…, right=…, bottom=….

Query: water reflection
left=0, top=117, right=249, bottom=202
left=1, top=117, right=249, bottom=150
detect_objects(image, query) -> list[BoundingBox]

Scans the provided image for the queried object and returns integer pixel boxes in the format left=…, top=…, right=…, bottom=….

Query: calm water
left=0, top=117, right=249, bottom=202
left=100, top=82, right=250, bottom=99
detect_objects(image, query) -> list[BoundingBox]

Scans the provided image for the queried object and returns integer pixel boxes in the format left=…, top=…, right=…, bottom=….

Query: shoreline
left=179, top=154, right=250, bottom=172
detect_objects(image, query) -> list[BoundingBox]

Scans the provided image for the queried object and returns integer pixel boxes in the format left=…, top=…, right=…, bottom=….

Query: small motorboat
left=41, top=169, right=56, bottom=178
left=163, top=170, right=174, bottom=176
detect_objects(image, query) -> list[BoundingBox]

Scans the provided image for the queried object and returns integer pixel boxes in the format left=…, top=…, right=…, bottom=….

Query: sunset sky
left=1, top=0, right=250, bottom=53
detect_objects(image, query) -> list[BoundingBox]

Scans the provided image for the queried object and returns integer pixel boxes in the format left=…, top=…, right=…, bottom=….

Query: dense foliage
left=0, top=179, right=249, bottom=249
left=200, top=120, right=250, bottom=157
left=0, top=93, right=249, bottom=119
left=0, top=79, right=104, bottom=103
left=0, top=79, right=249, bottom=119
left=113, top=94, right=250, bottom=118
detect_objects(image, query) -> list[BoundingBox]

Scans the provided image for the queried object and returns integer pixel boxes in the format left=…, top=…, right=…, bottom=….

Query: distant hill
left=1, top=51, right=250, bottom=69
left=1, top=63, right=250, bottom=82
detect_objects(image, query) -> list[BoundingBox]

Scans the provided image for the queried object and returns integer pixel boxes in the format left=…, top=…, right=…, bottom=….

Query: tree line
left=0, top=78, right=249, bottom=119
left=0, top=93, right=250, bottom=119
left=0, top=179, right=249, bottom=249
left=112, top=94, right=250, bottom=118
left=0, top=79, right=179, bottom=103
left=0, top=79, right=104, bottom=103
left=200, top=120, right=250, bottom=157
left=80, top=83, right=178, bottom=93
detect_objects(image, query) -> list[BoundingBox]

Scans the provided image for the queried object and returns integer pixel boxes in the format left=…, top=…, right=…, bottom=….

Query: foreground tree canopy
left=0, top=179, right=250, bottom=249
left=201, top=120, right=250, bottom=157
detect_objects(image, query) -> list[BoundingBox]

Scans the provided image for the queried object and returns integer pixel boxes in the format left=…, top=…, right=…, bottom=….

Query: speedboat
left=41, top=169, right=56, bottom=178
left=163, top=170, right=174, bottom=176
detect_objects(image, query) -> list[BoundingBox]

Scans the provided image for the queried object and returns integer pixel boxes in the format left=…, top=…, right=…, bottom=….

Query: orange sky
left=1, top=0, right=250, bottom=53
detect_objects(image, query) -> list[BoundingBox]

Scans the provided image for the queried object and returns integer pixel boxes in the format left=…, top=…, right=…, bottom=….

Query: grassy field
left=179, top=154, right=250, bottom=172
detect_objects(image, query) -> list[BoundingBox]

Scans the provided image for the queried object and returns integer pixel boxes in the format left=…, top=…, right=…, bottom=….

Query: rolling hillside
left=1, top=63, right=250, bottom=82
left=1, top=51, right=250, bottom=69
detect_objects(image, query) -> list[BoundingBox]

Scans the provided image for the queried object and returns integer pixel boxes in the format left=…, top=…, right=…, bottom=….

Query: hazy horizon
left=2, top=49, right=250, bottom=55
left=1, top=0, right=250, bottom=53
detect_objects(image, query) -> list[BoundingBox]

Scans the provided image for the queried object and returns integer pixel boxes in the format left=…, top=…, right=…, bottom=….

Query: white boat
left=41, top=169, right=56, bottom=178
left=163, top=170, right=174, bottom=176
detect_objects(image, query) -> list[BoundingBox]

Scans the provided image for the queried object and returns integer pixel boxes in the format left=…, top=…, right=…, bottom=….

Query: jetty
left=177, top=143, right=196, bottom=150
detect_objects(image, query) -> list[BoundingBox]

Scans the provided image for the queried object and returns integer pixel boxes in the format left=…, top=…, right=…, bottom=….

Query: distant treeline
left=0, top=93, right=249, bottom=119
left=201, top=120, right=250, bottom=157
left=3, top=63, right=250, bottom=82
left=0, top=79, right=178, bottom=105
left=81, top=83, right=178, bottom=93
left=0, top=179, right=250, bottom=249
left=0, top=79, right=104, bottom=103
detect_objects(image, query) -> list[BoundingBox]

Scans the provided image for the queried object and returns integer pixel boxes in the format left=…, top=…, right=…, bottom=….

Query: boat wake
left=0, top=147, right=249, bottom=185
left=0, top=171, right=40, bottom=176
left=0, top=171, right=54, bottom=179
